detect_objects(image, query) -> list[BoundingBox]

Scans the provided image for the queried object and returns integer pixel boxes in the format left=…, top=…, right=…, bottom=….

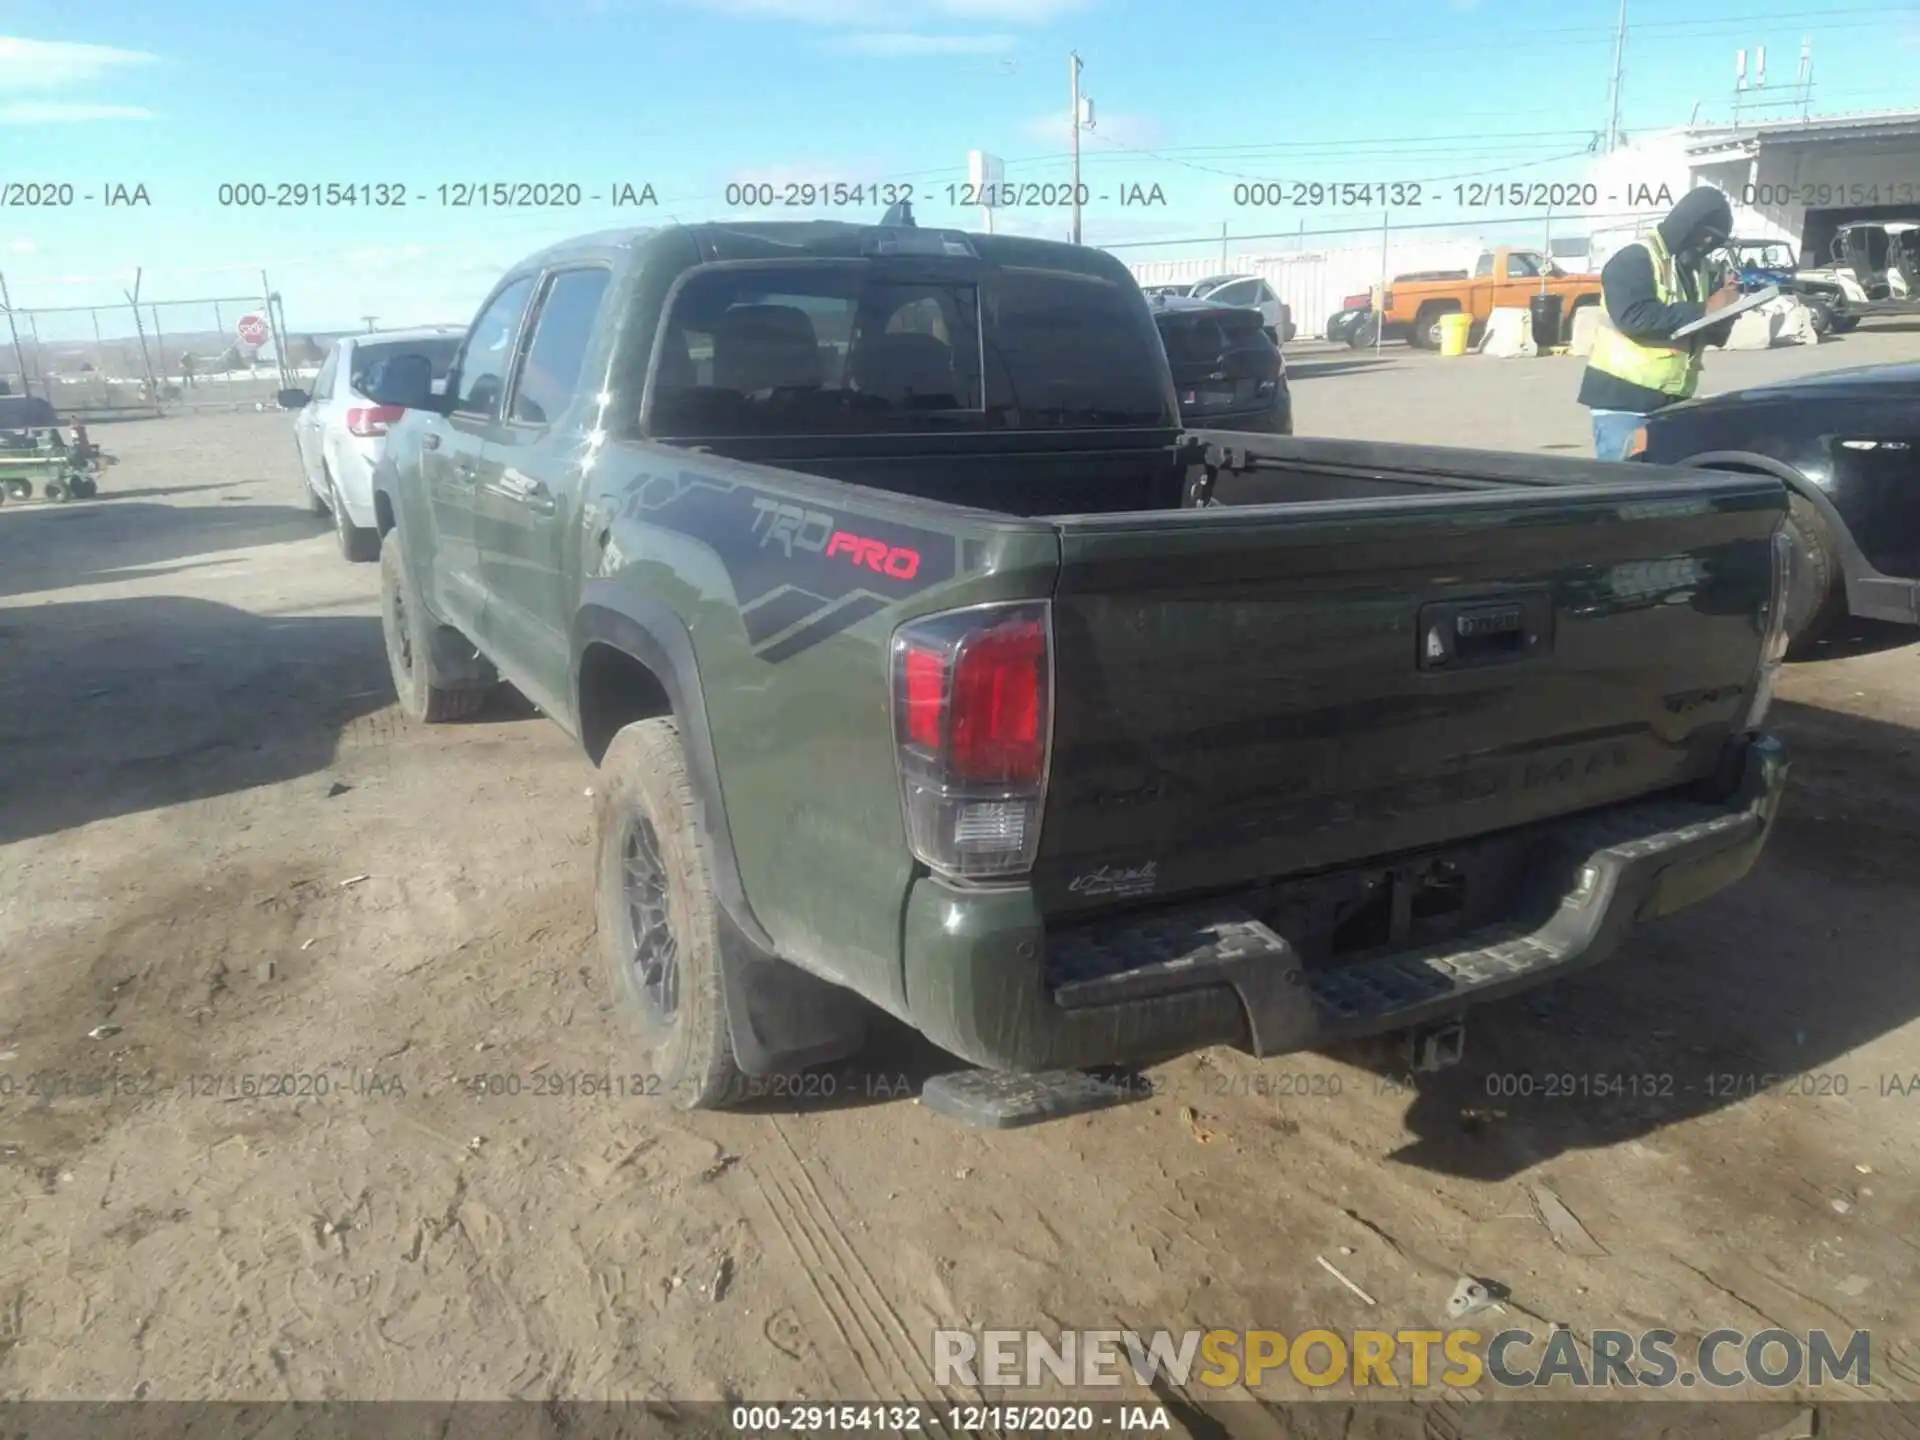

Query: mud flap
left=717, top=910, right=869, bottom=1076
left=427, top=625, right=499, bottom=690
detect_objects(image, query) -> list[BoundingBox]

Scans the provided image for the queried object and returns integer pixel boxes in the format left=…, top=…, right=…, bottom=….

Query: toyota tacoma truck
left=364, top=217, right=1792, bottom=1116
left=1384, top=247, right=1603, bottom=350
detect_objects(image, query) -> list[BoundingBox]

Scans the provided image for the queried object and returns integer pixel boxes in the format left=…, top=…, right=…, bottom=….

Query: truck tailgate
left=1036, top=471, right=1784, bottom=918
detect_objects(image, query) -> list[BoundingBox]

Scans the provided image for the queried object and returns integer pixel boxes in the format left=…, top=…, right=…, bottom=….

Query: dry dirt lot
left=3, top=333, right=1919, bottom=1429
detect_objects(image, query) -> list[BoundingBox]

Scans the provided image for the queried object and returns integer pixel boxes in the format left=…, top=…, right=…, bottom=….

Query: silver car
left=284, top=326, right=462, bottom=560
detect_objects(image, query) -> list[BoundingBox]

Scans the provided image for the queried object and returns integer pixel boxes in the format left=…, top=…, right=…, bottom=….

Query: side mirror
left=365, top=353, right=439, bottom=412
left=277, top=388, right=310, bottom=409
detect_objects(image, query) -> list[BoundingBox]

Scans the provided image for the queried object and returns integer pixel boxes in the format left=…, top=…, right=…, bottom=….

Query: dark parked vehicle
left=1326, top=291, right=1379, bottom=348
left=1144, top=274, right=1294, bottom=344
left=1636, top=362, right=1920, bottom=655
left=1150, top=294, right=1291, bottom=434
left=364, top=216, right=1790, bottom=1121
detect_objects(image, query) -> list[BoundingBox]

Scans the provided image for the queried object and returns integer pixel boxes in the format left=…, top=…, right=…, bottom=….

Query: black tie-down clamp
left=1179, top=435, right=1252, bottom=508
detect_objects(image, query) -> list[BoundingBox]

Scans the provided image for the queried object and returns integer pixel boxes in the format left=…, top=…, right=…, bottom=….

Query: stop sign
left=235, top=313, right=270, bottom=347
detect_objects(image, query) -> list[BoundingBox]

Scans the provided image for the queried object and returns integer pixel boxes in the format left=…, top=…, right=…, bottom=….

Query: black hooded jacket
left=1579, top=188, right=1736, bottom=413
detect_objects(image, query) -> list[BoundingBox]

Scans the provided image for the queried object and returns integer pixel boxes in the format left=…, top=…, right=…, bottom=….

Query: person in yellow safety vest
left=1579, top=187, right=1744, bottom=460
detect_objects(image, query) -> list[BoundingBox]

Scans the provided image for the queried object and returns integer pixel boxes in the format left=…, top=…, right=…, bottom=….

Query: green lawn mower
left=0, top=394, right=113, bottom=506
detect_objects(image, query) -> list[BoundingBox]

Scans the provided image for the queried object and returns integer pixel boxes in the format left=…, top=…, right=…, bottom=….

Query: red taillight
left=903, top=645, right=946, bottom=748
left=1342, top=292, right=1371, bottom=310
left=346, top=404, right=405, bottom=438
left=891, top=603, right=1052, bottom=878
left=949, top=619, right=1046, bottom=785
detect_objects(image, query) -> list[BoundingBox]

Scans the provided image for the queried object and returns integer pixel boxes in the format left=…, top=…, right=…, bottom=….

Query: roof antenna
left=881, top=198, right=916, bottom=228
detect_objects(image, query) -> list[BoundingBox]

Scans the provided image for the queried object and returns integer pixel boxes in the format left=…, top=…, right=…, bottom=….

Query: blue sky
left=1, top=0, right=1914, bottom=337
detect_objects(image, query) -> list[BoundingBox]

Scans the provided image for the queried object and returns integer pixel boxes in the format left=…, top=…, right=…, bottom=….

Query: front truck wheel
left=380, top=535, right=492, bottom=722
left=594, top=717, right=743, bottom=1110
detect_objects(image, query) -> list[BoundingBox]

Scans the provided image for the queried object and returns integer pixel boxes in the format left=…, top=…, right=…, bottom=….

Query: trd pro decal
left=612, top=468, right=959, bottom=661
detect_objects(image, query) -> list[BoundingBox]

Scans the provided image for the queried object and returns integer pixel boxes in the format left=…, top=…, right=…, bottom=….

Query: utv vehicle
left=0, top=394, right=112, bottom=505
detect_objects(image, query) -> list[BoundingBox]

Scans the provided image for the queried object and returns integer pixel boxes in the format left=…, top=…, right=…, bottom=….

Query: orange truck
left=1381, top=247, right=1603, bottom=349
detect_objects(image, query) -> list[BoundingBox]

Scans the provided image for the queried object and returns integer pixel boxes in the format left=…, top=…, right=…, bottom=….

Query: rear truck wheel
left=594, top=717, right=744, bottom=1111
left=69, top=474, right=98, bottom=500
left=44, top=479, right=70, bottom=503
left=1412, top=303, right=1458, bottom=350
left=380, top=534, right=490, bottom=723
left=1781, top=492, right=1846, bottom=659
left=1347, top=314, right=1380, bottom=349
left=3, top=477, right=32, bottom=501
left=329, top=470, right=380, bottom=563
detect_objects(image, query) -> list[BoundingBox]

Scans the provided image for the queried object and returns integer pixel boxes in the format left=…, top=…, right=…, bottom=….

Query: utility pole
left=1069, top=51, right=1084, bottom=245
left=1604, top=0, right=1628, bottom=150
left=362, top=315, right=378, bottom=333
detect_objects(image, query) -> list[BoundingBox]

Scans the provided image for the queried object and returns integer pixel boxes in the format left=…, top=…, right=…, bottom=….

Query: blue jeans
left=1590, top=408, right=1646, bottom=461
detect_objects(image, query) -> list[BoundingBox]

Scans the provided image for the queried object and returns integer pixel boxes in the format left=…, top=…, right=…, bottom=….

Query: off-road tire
left=69, top=474, right=98, bottom=500
left=594, top=718, right=743, bottom=1111
left=1781, top=491, right=1846, bottom=659
left=1828, top=313, right=1861, bottom=334
left=329, top=470, right=380, bottom=563
left=1804, top=299, right=1833, bottom=336
left=3, top=477, right=32, bottom=501
left=44, top=479, right=70, bottom=503
left=380, top=534, right=488, bottom=723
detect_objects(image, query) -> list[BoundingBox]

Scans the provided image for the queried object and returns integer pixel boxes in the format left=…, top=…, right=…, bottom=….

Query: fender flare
left=1673, top=449, right=1873, bottom=602
left=571, top=586, right=771, bottom=952
left=571, top=587, right=869, bottom=1076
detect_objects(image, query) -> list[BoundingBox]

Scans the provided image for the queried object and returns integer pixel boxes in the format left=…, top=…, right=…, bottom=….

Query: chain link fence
left=1, top=274, right=324, bottom=419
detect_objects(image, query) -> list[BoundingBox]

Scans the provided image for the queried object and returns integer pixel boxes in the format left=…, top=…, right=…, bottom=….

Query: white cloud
left=1023, top=109, right=1165, bottom=151
left=826, top=31, right=1015, bottom=55
left=0, top=101, right=152, bottom=123
left=8, top=239, right=36, bottom=255
left=0, top=37, right=157, bottom=92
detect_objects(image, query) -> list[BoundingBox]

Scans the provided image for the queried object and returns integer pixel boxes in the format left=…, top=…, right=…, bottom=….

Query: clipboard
left=1671, top=284, right=1782, bottom=339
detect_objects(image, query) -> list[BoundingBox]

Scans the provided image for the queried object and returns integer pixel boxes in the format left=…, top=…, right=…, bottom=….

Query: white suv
left=287, top=327, right=462, bottom=560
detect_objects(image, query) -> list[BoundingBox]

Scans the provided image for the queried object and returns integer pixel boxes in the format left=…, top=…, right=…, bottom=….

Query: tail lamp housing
left=891, top=601, right=1053, bottom=880
left=1743, top=524, right=1796, bottom=731
left=346, top=404, right=406, bottom=438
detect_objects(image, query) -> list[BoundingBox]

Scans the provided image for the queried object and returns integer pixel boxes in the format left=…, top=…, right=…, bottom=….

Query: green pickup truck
left=363, top=218, right=1793, bottom=1118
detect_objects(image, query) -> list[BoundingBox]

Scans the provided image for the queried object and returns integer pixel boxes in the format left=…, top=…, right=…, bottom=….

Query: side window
left=1506, top=252, right=1542, bottom=279
left=1255, top=281, right=1278, bottom=304
left=509, top=269, right=612, bottom=425
left=454, top=276, right=536, bottom=420
left=311, top=346, right=340, bottom=401
left=1473, top=254, right=1495, bottom=278
left=1209, top=279, right=1256, bottom=305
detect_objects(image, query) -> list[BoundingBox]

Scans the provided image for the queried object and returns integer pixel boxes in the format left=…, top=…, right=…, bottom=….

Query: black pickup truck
left=362, top=217, right=1793, bottom=1119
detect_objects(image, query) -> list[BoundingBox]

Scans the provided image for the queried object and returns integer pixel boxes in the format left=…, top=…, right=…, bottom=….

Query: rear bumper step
left=1041, top=737, right=1786, bottom=1058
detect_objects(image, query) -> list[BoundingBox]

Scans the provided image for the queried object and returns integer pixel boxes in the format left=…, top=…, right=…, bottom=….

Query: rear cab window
left=641, top=258, right=1173, bottom=438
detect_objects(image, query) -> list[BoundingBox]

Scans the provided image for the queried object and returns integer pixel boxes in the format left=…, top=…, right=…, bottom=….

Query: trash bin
left=1437, top=312, right=1473, bottom=356
left=1529, top=293, right=1565, bottom=351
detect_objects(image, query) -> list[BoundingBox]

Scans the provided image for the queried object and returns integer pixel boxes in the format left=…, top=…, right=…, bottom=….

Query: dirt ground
left=3, top=329, right=1920, bottom=1423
